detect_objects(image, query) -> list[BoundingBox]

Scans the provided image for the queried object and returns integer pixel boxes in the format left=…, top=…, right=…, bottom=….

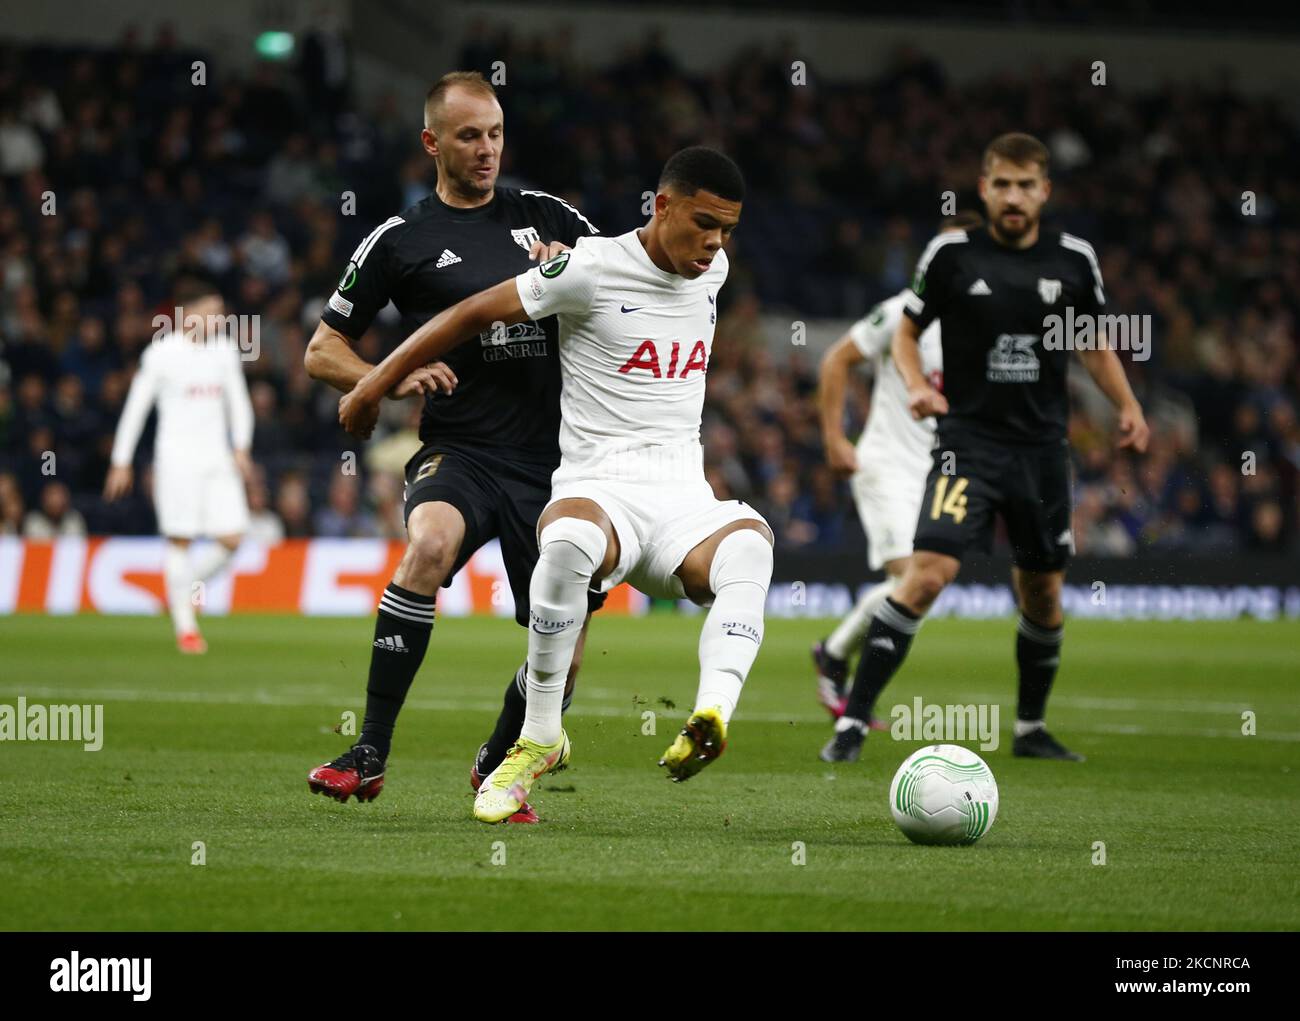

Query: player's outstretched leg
left=661, top=524, right=772, bottom=782
left=814, top=572, right=897, bottom=725
left=474, top=515, right=607, bottom=822
left=821, top=552, right=959, bottom=763
left=1010, top=567, right=1083, bottom=761
left=308, top=502, right=459, bottom=802
left=307, top=581, right=435, bottom=801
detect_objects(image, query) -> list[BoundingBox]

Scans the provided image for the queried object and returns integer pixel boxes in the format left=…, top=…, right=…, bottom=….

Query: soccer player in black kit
left=822, top=132, right=1150, bottom=764
left=303, top=72, right=602, bottom=821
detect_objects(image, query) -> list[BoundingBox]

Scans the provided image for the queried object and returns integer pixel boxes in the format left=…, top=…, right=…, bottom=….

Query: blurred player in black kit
left=304, top=72, right=602, bottom=822
left=822, top=133, right=1150, bottom=764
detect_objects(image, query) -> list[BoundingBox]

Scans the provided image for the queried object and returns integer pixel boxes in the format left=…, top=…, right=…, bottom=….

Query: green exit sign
left=254, top=31, right=295, bottom=60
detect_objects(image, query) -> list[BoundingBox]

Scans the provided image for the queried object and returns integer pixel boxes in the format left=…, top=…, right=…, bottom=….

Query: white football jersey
left=849, top=290, right=944, bottom=477
left=516, top=230, right=726, bottom=483
left=110, top=332, right=254, bottom=470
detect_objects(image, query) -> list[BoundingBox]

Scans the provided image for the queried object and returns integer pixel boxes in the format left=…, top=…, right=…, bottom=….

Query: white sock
left=695, top=529, right=772, bottom=724
left=521, top=518, right=607, bottom=746
left=163, top=542, right=197, bottom=636
left=1014, top=719, right=1045, bottom=737
left=191, top=542, right=237, bottom=583
left=825, top=575, right=898, bottom=660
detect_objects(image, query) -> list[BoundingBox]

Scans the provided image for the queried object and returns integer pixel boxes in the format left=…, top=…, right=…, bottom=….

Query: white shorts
left=546, top=477, right=768, bottom=601
left=154, top=461, right=249, bottom=539
left=850, top=464, right=927, bottom=571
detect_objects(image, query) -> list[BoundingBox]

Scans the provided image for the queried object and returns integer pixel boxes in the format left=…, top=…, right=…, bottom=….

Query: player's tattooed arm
left=818, top=335, right=865, bottom=476
left=1076, top=343, right=1150, bottom=453
left=338, top=279, right=530, bottom=438
left=894, top=316, right=949, bottom=420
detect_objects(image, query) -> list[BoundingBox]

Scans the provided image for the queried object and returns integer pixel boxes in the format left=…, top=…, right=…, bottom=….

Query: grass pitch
left=1, top=613, right=1296, bottom=931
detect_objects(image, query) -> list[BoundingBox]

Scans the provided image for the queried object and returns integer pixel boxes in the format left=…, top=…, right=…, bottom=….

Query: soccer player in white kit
left=813, top=214, right=983, bottom=724
left=337, top=148, right=773, bottom=823
left=105, top=277, right=254, bottom=654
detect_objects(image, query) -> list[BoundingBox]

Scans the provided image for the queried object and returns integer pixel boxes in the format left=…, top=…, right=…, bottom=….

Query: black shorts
left=912, top=439, right=1074, bottom=572
left=403, top=444, right=607, bottom=626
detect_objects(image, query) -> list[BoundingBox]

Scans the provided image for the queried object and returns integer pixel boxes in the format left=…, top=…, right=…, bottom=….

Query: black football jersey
left=903, top=225, right=1106, bottom=446
left=320, top=186, right=599, bottom=465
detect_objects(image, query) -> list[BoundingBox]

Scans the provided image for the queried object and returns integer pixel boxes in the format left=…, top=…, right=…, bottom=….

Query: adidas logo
left=869, top=636, right=897, bottom=652
left=435, top=249, right=462, bottom=268
left=374, top=635, right=409, bottom=652
left=968, top=279, right=992, bottom=295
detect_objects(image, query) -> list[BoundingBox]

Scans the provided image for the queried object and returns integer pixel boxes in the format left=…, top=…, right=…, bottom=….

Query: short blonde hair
left=424, top=71, right=498, bottom=132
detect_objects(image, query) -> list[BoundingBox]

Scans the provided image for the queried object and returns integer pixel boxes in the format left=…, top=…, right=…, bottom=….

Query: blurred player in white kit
left=812, top=213, right=983, bottom=719
left=105, top=276, right=254, bottom=653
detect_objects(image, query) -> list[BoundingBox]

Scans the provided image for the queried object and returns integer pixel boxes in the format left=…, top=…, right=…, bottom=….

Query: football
left=889, top=744, right=999, bottom=846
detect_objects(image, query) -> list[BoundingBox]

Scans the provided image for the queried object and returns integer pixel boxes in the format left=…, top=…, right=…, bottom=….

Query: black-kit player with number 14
left=821, top=132, right=1151, bottom=765
left=303, top=71, right=603, bottom=822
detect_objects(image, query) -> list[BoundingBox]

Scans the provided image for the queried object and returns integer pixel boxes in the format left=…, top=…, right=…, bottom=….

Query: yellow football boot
left=473, top=731, right=570, bottom=823
left=659, top=707, right=727, bottom=782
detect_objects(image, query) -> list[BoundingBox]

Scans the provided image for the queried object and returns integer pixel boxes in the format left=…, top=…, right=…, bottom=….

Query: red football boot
left=177, top=631, right=207, bottom=655
left=811, top=640, right=848, bottom=718
left=308, top=743, right=386, bottom=803
left=812, top=640, right=890, bottom=730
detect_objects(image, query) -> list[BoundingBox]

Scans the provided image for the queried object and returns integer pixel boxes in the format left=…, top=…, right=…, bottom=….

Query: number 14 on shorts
left=930, top=475, right=969, bottom=523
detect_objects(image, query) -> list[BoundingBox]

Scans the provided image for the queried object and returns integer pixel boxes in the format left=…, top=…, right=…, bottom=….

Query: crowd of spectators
left=1, top=21, right=1297, bottom=557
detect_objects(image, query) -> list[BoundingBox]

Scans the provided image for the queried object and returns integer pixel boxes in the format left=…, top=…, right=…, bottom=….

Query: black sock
left=479, top=664, right=528, bottom=773
left=358, top=583, right=436, bottom=760
left=478, top=663, right=575, bottom=775
left=1016, top=614, right=1063, bottom=722
left=842, top=597, right=921, bottom=723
